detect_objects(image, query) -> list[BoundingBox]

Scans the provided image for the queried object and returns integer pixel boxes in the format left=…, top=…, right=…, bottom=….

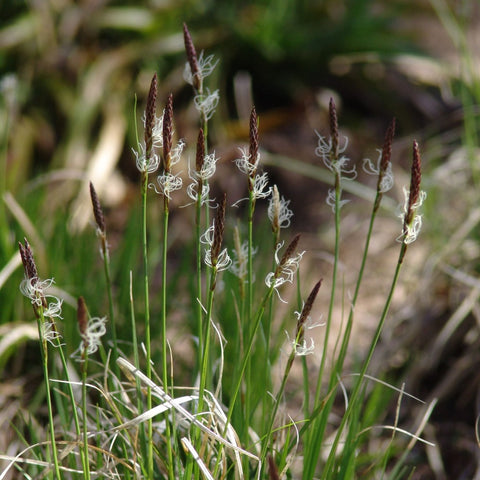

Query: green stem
left=140, top=172, right=154, bottom=479
left=213, top=281, right=277, bottom=478
left=260, top=351, right=295, bottom=465
left=313, top=173, right=341, bottom=403
left=102, top=237, right=117, bottom=362
left=333, top=191, right=381, bottom=387
left=36, top=318, right=61, bottom=480
left=161, top=199, right=175, bottom=480
left=197, top=266, right=218, bottom=413
left=195, top=190, right=203, bottom=372
left=244, top=191, right=255, bottom=441
left=321, top=242, right=407, bottom=477
left=81, top=355, right=91, bottom=480
left=304, top=173, right=341, bottom=480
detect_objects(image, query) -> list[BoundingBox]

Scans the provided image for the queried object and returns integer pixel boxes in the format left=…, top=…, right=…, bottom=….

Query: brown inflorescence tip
left=196, top=128, right=205, bottom=173
left=249, top=106, right=259, bottom=170
left=329, top=97, right=339, bottom=158
left=405, top=140, right=422, bottom=227
left=162, top=93, right=173, bottom=172
left=144, top=73, right=158, bottom=158
left=18, top=237, right=38, bottom=281
left=89, top=182, right=106, bottom=234
left=380, top=117, right=395, bottom=174
left=279, top=233, right=301, bottom=268
left=183, top=23, right=201, bottom=91
left=211, top=193, right=226, bottom=264
left=295, top=279, right=322, bottom=342
left=77, top=297, right=88, bottom=337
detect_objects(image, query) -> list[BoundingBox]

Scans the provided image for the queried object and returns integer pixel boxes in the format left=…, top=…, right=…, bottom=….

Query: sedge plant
left=4, top=23, right=434, bottom=480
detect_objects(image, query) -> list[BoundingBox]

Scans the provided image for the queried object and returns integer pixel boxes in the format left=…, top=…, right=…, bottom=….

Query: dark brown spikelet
left=18, top=241, right=28, bottom=277
left=329, top=97, right=339, bottom=158
left=77, top=297, right=88, bottom=337
left=267, top=455, right=280, bottom=480
left=196, top=128, right=205, bottom=173
left=279, top=233, right=301, bottom=269
left=162, top=93, right=173, bottom=172
left=89, top=182, right=106, bottom=234
left=183, top=23, right=201, bottom=91
left=19, top=238, right=38, bottom=281
left=249, top=106, right=259, bottom=171
left=144, top=73, right=158, bottom=159
left=295, top=279, right=322, bottom=342
left=211, top=193, right=226, bottom=264
left=405, top=140, right=422, bottom=227
left=380, top=117, right=395, bottom=174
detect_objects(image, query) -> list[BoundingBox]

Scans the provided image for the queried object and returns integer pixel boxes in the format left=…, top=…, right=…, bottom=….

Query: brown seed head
left=249, top=106, right=259, bottom=170
left=89, top=182, right=106, bottom=234
left=295, top=279, right=322, bottom=342
left=19, top=238, right=38, bottom=282
left=405, top=140, right=422, bottom=226
left=329, top=97, right=339, bottom=159
left=162, top=93, right=173, bottom=171
left=380, top=117, right=395, bottom=175
left=183, top=23, right=201, bottom=91
left=279, top=233, right=301, bottom=269
left=211, top=193, right=226, bottom=264
left=144, top=73, right=158, bottom=159
left=196, top=128, right=205, bottom=173
left=77, top=297, right=88, bottom=337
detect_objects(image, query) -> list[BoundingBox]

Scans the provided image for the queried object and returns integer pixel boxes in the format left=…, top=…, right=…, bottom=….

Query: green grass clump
left=0, top=23, right=435, bottom=480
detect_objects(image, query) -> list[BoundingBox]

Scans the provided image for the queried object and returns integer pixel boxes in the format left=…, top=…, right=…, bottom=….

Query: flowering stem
left=314, top=171, right=340, bottom=404
left=244, top=190, right=255, bottom=438
left=36, top=317, right=61, bottom=480
left=140, top=170, right=154, bottom=479
left=197, top=266, right=218, bottom=413
left=80, top=354, right=91, bottom=480
left=161, top=198, right=175, bottom=480
left=321, top=242, right=407, bottom=477
left=260, top=350, right=295, bottom=466
left=333, top=191, right=380, bottom=387
left=195, top=189, right=204, bottom=370
left=213, top=280, right=277, bottom=478
left=102, top=240, right=117, bottom=359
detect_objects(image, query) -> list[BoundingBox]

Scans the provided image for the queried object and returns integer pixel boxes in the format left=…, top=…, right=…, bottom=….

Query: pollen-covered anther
left=397, top=141, right=426, bottom=245
left=193, top=89, right=220, bottom=120
left=268, top=185, right=293, bottom=231
left=149, top=172, right=183, bottom=199
left=265, top=235, right=305, bottom=302
left=133, top=142, right=160, bottom=174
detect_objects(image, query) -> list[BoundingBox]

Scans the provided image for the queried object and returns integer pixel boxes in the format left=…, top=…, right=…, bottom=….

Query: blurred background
left=1, top=0, right=480, bottom=478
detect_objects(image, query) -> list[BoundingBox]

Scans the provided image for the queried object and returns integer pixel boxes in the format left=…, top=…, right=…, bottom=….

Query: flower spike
left=162, top=93, right=173, bottom=172
left=329, top=97, right=339, bottom=159
left=183, top=23, right=201, bottom=91
left=89, top=182, right=106, bottom=234
left=144, top=73, right=158, bottom=162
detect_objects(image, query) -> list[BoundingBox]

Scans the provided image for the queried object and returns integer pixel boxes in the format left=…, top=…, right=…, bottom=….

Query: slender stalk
left=80, top=355, right=91, bottom=480
left=139, top=170, right=155, bottom=478
left=321, top=243, right=407, bottom=477
left=161, top=199, right=175, bottom=480
left=214, top=235, right=302, bottom=477
left=213, top=281, right=277, bottom=478
left=305, top=98, right=344, bottom=478
left=37, top=320, right=61, bottom=480
left=244, top=190, right=255, bottom=439
left=260, top=280, right=321, bottom=467
left=197, top=266, right=218, bottom=412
